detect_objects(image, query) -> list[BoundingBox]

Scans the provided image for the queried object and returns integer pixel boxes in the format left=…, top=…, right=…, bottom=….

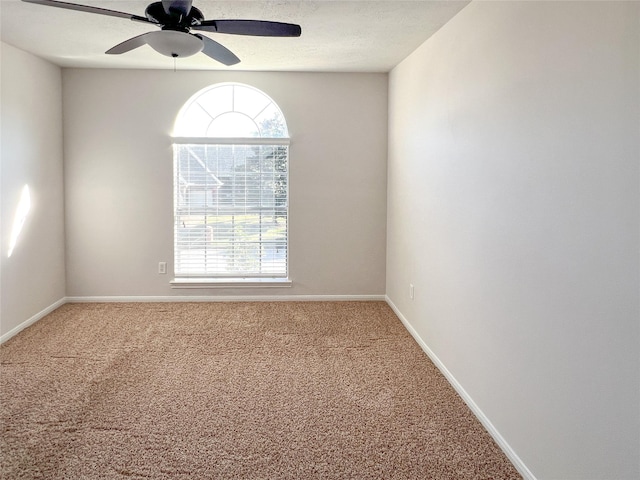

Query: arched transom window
left=172, top=83, right=290, bottom=284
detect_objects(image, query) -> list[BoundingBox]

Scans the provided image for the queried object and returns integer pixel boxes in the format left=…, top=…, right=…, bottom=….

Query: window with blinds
left=172, top=84, right=289, bottom=280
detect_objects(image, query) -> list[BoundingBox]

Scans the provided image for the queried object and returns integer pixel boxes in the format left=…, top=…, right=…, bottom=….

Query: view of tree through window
left=173, top=84, right=289, bottom=278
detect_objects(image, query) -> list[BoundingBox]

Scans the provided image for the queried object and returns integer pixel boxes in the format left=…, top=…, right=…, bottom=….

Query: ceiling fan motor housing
left=142, top=1, right=206, bottom=57
left=145, top=1, right=205, bottom=30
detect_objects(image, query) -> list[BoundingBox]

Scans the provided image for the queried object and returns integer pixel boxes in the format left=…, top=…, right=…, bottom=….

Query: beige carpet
left=1, top=301, right=521, bottom=479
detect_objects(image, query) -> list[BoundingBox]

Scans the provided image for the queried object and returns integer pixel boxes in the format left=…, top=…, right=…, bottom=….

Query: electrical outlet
left=158, top=262, right=167, bottom=274
left=409, top=284, right=414, bottom=300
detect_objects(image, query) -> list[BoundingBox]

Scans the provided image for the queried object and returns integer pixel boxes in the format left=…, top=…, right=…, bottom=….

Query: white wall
left=387, top=2, right=639, bottom=479
left=0, top=42, right=66, bottom=336
left=63, top=70, right=387, bottom=297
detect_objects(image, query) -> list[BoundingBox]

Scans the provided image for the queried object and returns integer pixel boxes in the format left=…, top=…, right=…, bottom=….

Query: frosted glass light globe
left=146, top=30, right=203, bottom=58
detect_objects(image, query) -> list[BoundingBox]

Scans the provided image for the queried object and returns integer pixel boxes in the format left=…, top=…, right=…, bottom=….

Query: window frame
left=170, top=84, right=291, bottom=288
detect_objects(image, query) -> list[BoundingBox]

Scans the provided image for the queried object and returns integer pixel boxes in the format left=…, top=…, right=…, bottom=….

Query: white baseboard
left=65, top=295, right=386, bottom=303
left=0, top=297, right=67, bottom=344
left=384, top=296, right=536, bottom=480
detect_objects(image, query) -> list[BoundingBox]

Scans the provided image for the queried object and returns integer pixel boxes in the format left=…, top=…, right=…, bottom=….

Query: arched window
left=172, top=84, right=289, bottom=284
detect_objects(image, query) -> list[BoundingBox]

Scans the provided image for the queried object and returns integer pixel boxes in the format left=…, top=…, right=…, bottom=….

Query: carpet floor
left=1, top=301, right=521, bottom=479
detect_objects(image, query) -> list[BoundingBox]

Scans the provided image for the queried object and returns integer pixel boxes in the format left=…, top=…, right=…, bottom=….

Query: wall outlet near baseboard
left=409, top=283, right=414, bottom=300
left=158, top=262, right=167, bottom=274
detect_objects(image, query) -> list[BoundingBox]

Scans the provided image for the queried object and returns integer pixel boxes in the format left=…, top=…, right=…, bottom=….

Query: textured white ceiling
left=0, top=0, right=469, bottom=71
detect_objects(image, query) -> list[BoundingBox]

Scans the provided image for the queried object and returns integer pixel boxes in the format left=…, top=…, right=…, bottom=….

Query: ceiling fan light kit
left=145, top=30, right=203, bottom=58
left=21, top=0, right=302, bottom=65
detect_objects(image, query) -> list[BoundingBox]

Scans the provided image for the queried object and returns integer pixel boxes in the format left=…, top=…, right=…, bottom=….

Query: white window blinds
left=174, top=142, right=288, bottom=278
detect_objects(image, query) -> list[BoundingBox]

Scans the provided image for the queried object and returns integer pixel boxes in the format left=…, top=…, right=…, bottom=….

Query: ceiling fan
left=22, top=0, right=302, bottom=66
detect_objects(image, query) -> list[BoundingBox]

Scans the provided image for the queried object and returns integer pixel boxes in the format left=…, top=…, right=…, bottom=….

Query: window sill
left=170, top=278, right=292, bottom=289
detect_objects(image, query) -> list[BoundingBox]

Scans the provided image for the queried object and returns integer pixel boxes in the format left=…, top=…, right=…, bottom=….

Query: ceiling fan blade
left=195, top=34, right=240, bottom=66
left=105, top=33, right=152, bottom=55
left=162, top=0, right=192, bottom=17
left=194, top=20, right=302, bottom=37
left=21, top=0, right=151, bottom=23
